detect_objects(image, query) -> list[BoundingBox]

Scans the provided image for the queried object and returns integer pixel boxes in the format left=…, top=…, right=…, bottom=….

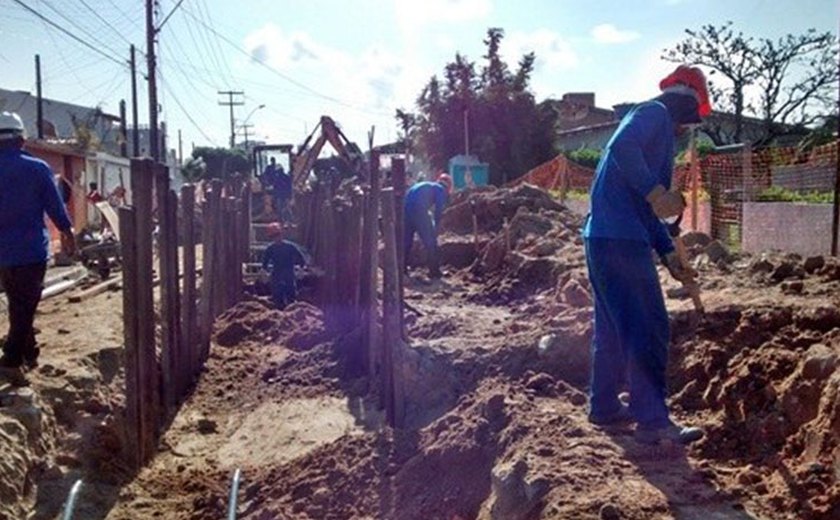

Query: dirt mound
left=669, top=303, right=840, bottom=519
left=213, top=297, right=328, bottom=351
left=441, top=186, right=585, bottom=303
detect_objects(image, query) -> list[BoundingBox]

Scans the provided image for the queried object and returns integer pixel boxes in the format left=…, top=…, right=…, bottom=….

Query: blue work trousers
left=585, top=238, right=670, bottom=429
left=271, top=281, right=296, bottom=310
left=404, top=207, right=439, bottom=273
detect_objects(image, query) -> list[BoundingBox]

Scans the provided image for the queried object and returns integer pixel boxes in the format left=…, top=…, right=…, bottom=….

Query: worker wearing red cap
left=261, top=223, right=307, bottom=309
left=404, top=174, right=451, bottom=279
left=582, top=65, right=710, bottom=445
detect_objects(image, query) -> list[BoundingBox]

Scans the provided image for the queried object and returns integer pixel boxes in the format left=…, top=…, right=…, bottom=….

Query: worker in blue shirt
left=404, top=174, right=451, bottom=279
left=0, top=112, right=75, bottom=375
left=583, top=66, right=711, bottom=445
left=261, top=223, right=306, bottom=309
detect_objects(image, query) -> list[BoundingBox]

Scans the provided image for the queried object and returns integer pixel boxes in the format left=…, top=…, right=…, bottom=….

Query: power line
left=37, top=0, right=126, bottom=62
left=75, top=0, right=133, bottom=46
left=160, top=75, right=218, bottom=145
left=10, top=0, right=126, bottom=67
left=196, top=0, right=235, bottom=87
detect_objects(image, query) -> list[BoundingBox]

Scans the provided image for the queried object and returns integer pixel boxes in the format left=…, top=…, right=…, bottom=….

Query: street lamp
left=240, top=104, right=265, bottom=147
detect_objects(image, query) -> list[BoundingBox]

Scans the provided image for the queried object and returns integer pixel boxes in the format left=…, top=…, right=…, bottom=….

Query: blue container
left=448, top=155, right=489, bottom=190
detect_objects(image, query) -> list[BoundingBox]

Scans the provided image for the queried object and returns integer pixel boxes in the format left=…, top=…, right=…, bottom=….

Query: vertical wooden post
left=361, top=153, right=380, bottom=382
left=167, top=189, right=183, bottom=398
left=323, top=192, right=338, bottom=332
left=391, top=158, right=407, bottom=330
left=199, top=182, right=220, bottom=360
left=130, top=158, right=157, bottom=462
left=210, top=180, right=226, bottom=318
left=155, top=168, right=176, bottom=410
left=381, top=188, right=405, bottom=428
left=181, top=185, right=197, bottom=383
left=119, top=206, right=141, bottom=470
left=348, top=192, right=364, bottom=328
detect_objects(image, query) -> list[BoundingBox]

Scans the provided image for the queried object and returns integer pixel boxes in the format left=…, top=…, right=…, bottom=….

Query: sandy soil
left=2, top=184, right=838, bottom=519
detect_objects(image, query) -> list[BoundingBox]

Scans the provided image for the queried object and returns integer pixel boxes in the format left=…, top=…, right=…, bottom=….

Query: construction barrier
left=121, top=159, right=249, bottom=470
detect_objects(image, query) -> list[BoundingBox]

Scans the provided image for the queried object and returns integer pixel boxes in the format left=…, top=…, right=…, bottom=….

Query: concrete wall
left=562, top=199, right=712, bottom=237
left=742, top=202, right=837, bottom=256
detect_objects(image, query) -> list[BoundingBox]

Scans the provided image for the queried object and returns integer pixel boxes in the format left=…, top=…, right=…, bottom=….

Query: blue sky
left=1, top=0, right=837, bottom=154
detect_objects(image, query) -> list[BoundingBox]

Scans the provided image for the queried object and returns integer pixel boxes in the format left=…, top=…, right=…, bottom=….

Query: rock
left=215, top=321, right=251, bottom=347
left=804, top=256, right=825, bottom=274
left=481, top=458, right=549, bottom=520
left=749, top=257, right=775, bottom=274
left=704, top=240, right=730, bottom=264
left=781, top=280, right=804, bottom=294
left=801, top=344, right=837, bottom=380
left=558, top=278, right=592, bottom=308
left=771, top=262, right=796, bottom=282
left=524, top=373, right=556, bottom=396
left=599, top=503, right=621, bottom=520
left=196, top=418, right=218, bottom=434
left=682, top=231, right=713, bottom=249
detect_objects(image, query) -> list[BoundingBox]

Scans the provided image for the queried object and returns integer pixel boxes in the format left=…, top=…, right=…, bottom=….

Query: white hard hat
left=0, top=111, right=25, bottom=140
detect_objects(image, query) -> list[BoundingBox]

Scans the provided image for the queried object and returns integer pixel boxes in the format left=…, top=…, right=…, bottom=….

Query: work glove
left=61, top=228, right=77, bottom=258
left=662, top=251, right=697, bottom=285
left=646, top=185, right=686, bottom=219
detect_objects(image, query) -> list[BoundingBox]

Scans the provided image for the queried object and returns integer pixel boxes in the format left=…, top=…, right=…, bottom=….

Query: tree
left=190, top=146, right=250, bottom=181
left=398, top=28, right=556, bottom=185
left=663, top=22, right=838, bottom=144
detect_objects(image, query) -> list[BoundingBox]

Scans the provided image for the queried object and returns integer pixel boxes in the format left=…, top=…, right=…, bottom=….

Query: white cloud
left=241, top=24, right=417, bottom=144
left=504, top=29, right=578, bottom=72
left=591, top=24, right=640, bottom=44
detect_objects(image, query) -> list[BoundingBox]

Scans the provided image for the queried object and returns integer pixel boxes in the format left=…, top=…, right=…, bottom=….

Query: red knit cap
left=659, top=65, right=712, bottom=117
left=266, top=222, right=283, bottom=239
left=436, top=173, right=453, bottom=194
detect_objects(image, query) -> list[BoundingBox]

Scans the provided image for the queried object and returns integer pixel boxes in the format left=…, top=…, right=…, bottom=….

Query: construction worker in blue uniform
left=0, top=112, right=75, bottom=379
left=404, top=174, right=452, bottom=278
left=583, top=66, right=712, bottom=445
left=261, top=223, right=306, bottom=309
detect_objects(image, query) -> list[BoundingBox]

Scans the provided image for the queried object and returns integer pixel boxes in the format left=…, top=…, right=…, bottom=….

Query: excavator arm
left=292, top=116, right=362, bottom=188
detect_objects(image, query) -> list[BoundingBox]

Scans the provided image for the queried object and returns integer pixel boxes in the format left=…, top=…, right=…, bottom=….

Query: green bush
left=564, top=148, right=602, bottom=169
left=756, top=185, right=834, bottom=204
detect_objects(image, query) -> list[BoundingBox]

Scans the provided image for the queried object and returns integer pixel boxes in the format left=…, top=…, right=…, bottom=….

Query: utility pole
left=178, top=129, right=183, bottom=165
left=130, top=45, right=140, bottom=156
left=120, top=100, right=128, bottom=157
left=146, top=0, right=159, bottom=161
left=239, top=124, right=253, bottom=147
left=218, top=90, right=244, bottom=148
left=35, top=54, right=43, bottom=139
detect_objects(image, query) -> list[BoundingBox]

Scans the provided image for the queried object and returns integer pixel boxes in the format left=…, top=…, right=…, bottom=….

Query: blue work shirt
left=405, top=181, right=447, bottom=227
left=0, top=148, right=73, bottom=267
left=262, top=239, right=306, bottom=286
left=583, top=100, right=675, bottom=257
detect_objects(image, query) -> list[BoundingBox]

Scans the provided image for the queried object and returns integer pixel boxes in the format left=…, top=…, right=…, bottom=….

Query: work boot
left=588, top=403, right=633, bottom=426
left=634, top=422, right=704, bottom=445
left=0, top=356, right=28, bottom=387
left=23, top=347, right=40, bottom=370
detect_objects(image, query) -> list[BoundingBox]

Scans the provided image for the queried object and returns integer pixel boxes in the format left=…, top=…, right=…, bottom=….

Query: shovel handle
left=674, top=236, right=704, bottom=314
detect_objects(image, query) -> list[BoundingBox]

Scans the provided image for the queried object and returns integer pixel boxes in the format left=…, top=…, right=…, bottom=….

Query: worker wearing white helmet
left=0, top=111, right=75, bottom=379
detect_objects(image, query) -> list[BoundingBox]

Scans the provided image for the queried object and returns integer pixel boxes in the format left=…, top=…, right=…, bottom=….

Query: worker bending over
left=583, top=66, right=710, bottom=445
left=404, top=174, right=452, bottom=279
left=0, top=112, right=75, bottom=379
left=261, top=223, right=306, bottom=309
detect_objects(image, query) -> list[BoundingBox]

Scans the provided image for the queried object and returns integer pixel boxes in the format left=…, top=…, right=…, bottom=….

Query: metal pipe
left=227, top=468, right=242, bottom=520
left=61, top=480, right=83, bottom=520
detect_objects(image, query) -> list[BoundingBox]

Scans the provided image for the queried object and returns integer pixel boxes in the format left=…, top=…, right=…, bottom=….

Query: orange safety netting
left=509, top=154, right=594, bottom=192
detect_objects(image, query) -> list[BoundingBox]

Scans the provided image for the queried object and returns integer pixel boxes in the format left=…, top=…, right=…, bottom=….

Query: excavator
left=246, top=115, right=363, bottom=273
left=291, top=115, right=364, bottom=187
